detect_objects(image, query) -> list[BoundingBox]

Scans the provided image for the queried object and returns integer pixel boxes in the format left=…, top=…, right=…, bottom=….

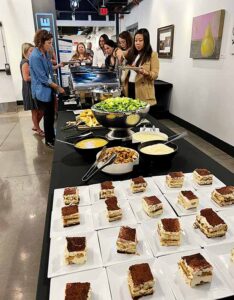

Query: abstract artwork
left=190, top=9, right=225, bottom=59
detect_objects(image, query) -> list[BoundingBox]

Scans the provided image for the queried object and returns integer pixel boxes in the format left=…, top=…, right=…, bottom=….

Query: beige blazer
left=123, top=52, right=159, bottom=106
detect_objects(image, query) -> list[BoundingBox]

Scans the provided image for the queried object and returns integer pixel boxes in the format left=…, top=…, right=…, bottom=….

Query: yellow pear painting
left=201, top=24, right=215, bottom=57
left=190, top=10, right=225, bottom=59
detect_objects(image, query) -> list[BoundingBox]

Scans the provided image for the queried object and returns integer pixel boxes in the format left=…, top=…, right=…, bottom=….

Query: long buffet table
left=36, top=111, right=234, bottom=300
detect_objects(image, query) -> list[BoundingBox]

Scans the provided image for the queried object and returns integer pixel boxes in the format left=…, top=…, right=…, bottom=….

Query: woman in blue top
left=30, top=29, right=65, bottom=148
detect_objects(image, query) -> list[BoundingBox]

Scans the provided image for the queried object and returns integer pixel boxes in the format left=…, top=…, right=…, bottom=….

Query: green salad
left=93, top=97, right=147, bottom=112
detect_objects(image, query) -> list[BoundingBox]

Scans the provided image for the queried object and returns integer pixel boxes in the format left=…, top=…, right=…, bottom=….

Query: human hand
left=58, top=86, right=65, bottom=94
left=139, top=67, right=149, bottom=76
left=115, top=48, right=123, bottom=61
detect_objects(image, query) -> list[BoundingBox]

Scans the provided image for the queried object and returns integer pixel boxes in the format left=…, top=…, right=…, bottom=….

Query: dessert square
left=99, top=181, right=115, bottom=199
left=65, top=237, right=87, bottom=265
left=193, top=168, right=213, bottom=185
left=63, top=187, right=79, bottom=205
left=177, top=190, right=199, bottom=209
left=131, top=176, right=147, bottom=193
left=65, top=282, right=91, bottom=300
left=211, top=186, right=234, bottom=206
left=157, top=218, right=181, bottom=246
left=128, top=263, right=155, bottom=298
left=166, top=172, right=184, bottom=188
left=194, top=208, right=228, bottom=238
left=142, top=195, right=163, bottom=217
left=105, top=196, right=122, bottom=222
left=178, top=253, right=213, bottom=287
left=116, top=226, right=137, bottom=254
left=61, top=205, right=80, bottom=227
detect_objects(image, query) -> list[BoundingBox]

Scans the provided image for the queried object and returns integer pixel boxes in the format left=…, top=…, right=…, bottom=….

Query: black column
left=115, top=13, right=119, bottom=39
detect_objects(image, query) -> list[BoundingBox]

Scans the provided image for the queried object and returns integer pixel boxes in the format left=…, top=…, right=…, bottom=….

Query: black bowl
left=138, top=140, right=178, bottom=167
left=73, top=136, right=109, bottom=160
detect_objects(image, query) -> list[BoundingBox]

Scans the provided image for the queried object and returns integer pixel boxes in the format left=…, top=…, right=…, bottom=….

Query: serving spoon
left=164, top=131, right=187, bottom=145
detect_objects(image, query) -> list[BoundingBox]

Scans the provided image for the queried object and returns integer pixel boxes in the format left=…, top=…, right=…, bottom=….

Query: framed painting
left=157, top=25, right=174, bottom=58
left=190, top=9, right=225, bottom=59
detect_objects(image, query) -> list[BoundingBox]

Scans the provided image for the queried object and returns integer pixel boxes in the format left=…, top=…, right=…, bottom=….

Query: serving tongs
left=82, top=147, right=117, bottom=182
left=61, top=120, right=85, bottom=131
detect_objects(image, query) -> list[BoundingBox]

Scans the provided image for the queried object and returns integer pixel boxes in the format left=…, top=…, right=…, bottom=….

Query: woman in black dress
left=20, top=43, right=44, bottom=136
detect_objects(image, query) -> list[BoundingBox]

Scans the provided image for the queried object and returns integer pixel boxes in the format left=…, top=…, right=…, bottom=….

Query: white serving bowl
left=132, top=131, right=168, bottom=143
left=96, top=147, right=139, bottom=175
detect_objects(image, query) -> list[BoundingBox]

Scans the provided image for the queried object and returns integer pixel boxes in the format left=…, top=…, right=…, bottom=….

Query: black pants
left=128, top=82, right=136, bottom=99
left=37, top=99, right=55, bottom=143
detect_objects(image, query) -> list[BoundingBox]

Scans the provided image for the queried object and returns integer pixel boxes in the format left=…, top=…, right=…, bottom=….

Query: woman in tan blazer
left=123, top=28, right=159, bottom=106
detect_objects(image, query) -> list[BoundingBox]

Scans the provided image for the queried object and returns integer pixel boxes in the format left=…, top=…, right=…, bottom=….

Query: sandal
left=35, top=129, right=45, bottom=137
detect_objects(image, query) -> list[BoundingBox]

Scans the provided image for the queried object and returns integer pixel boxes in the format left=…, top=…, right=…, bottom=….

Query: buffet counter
left=36, top=111, right=234, bottom=300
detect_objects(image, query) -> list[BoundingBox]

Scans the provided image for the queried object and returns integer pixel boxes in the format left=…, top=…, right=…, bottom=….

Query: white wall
left=0, top=0, right=35, bottom=102
left=121, top=0, right=234, bottom=146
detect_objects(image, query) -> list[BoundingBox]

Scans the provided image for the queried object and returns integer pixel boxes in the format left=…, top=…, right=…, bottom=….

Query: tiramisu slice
left=178, top=190, right=199, bottom=209
left=231, top=248, right=234, bottom=262
left=65, top=282, right=91, bottom=300
left=105, top=196, right=122, bottom=222
left=166, top=172, right=184, bottom=188
left=128, top=263, right=155, bottom=298
left=116, top=226, right=137, bottom=254
left=63, top=187, right=79, bottom=205
left=131, top=176, right=147, bottom=193
left=178, top=253, right=213, bottom=287
left=211, top=186, right=234, bottom=206
left=194, top=208, right=227, bottom=238
left=99, top=181, right=115, bottom=199
left=157, top=218, right=181, bottom=246
left=65, top=237, right=87, bottom=265
left=193, top=168, right=213, bottom=185
left=142, top=195, right=163, bottom=217
left=61, top=205, right=80, bottom=227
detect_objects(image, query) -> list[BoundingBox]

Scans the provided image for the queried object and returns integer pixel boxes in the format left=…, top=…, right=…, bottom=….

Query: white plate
left=121, top=177, right=162, bottom=199
left=129, top=194, right=177, bottom=222
left=182, top=214, right=234, bottom=247
left=50, top=268, right=111, bottom=300
left=52, top=186, right=91, bottom=210
left=98, top=224, right=153, bottom=266
left=142, top=217, right=200, bottom=257
left=50, top=206, right=94, bottom=238
left=158, top=249, right=233, bottom=300
left=91, top=198, right=137, bottom=230
left=48, top=231, right=103, bottom=278
left=89, top=181, right=125, bottom=204
left=186, top=172, right=226, bottom=191
left=204, top=242, right=234, bottom=292
left=164, top=190, right=219, bottom=217
left=152, top=173, right=193, bottom=194
left=198, top=189, right=234, bottom=212
left=106, top=258, right=175, bottom=300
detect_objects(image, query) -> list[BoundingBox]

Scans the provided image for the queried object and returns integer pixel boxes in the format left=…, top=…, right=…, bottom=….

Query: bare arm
left=22, top=62, right=31, bottom=82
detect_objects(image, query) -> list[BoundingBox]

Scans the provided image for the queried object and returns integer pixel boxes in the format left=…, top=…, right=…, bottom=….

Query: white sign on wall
left=58, top=38, right=73, bottom=87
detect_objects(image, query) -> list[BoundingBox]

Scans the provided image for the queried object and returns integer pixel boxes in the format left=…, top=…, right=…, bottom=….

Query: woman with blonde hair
left=20, top=42, right=44, bottom=136
left=71, top=42, right=92, bottom=66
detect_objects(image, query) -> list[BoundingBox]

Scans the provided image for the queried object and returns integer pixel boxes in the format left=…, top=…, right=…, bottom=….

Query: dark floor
left=0, top=109, right=233, bottom=300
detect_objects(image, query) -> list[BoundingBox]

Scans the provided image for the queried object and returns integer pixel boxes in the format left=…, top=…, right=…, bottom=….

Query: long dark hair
left=99, top=34, right=109, bottom=48
left=127, top=28, right=152, bottom=66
